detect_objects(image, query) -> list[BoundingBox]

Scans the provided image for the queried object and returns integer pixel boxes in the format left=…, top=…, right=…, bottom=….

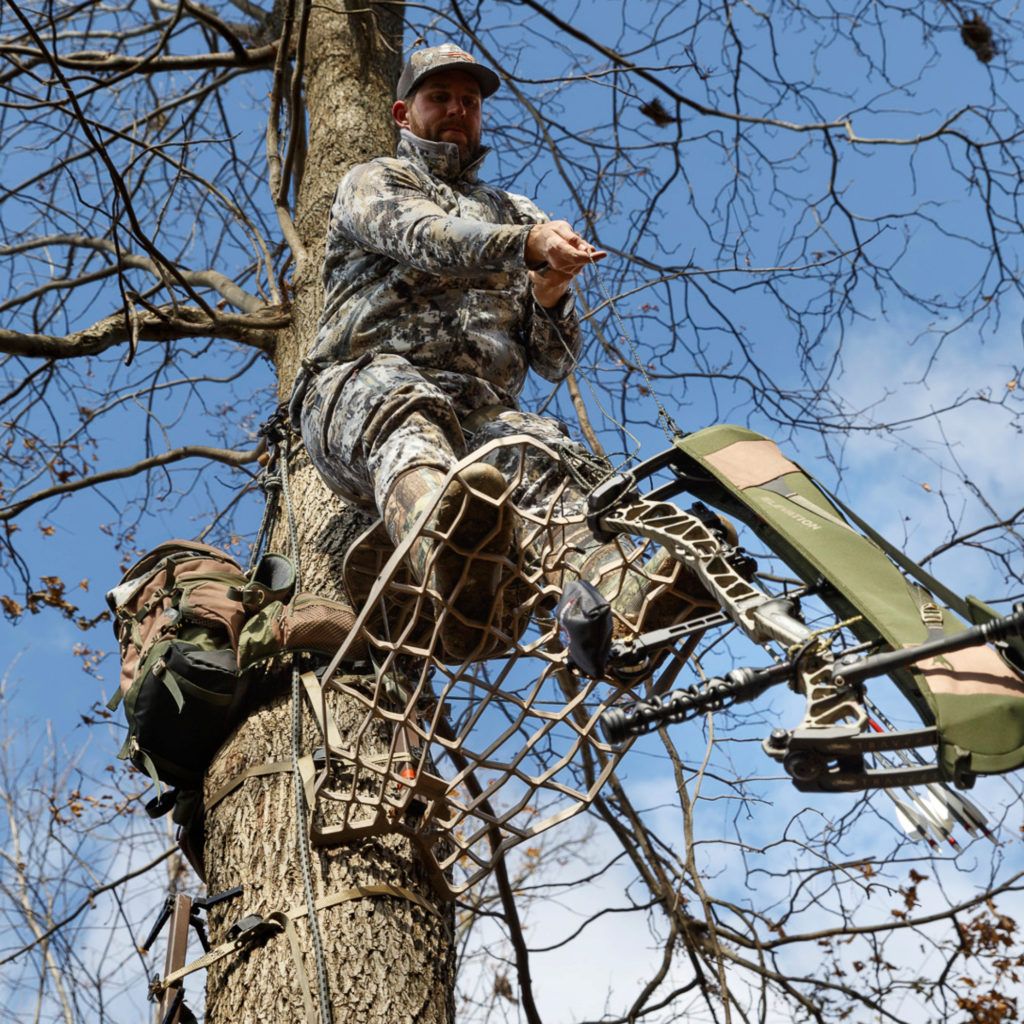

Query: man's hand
left=525, top=221, right=606, bottom=308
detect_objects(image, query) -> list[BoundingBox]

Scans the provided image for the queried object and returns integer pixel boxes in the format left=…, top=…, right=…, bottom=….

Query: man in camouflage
left=297, top=42, right=712, bottom=660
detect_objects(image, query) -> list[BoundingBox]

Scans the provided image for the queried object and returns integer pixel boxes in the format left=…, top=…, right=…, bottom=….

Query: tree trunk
left=203, top=8, right=456, bottom=1022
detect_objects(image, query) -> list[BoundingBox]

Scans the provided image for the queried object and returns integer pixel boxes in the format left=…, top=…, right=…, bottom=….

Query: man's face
left=392, top=70, right=483, bottom=161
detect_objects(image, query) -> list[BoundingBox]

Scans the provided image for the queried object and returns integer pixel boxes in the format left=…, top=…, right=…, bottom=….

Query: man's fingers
left=559, top=229, right=598, bottom=256
left=527, top=221, right=607, bottom=272
left=529, top=266, right=574, bottom=285
left=547, top=241, right=607, bottom=271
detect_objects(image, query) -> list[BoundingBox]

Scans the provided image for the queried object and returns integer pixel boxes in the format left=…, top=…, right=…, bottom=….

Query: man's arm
left=507, top=194, right=605, bottom=382
left=522, top=284, right=582, bottom=383
left=333, top=160, right=532, bottom=276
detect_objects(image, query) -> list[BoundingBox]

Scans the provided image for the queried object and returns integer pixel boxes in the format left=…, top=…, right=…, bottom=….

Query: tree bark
left=203, top=7, right=457, bottom=1022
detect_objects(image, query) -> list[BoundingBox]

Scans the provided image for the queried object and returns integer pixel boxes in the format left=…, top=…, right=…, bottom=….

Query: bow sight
left=582, top=425, right=1024, bottom=795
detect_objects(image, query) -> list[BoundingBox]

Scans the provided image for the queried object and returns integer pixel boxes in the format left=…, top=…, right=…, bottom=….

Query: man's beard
left=409, top=116, right=478, bottom=162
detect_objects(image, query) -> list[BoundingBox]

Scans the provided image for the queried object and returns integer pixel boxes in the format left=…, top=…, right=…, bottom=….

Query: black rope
left=248, top=408, right=287, bottom=572
left=279, top=429, right=333, bottom=1024
left=248, top=469, right=280, bottom=575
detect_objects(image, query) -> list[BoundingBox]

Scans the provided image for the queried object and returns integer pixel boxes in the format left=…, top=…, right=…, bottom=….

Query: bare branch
left=0, top=39, right=278, bottom=86
left=0, top=235, right=268, bottom=314
left=0, top=303, right=284, bottom=358
left=0, top=443, right=265, bottom=521
left=0, top=845, right=176, bottom=968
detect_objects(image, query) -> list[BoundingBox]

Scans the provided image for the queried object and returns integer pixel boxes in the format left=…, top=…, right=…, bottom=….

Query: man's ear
left=392, top=99, right=410, bottom=129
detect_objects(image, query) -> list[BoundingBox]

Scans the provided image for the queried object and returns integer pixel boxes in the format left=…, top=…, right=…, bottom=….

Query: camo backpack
left=105, top=540, right=292, bottom=790
left=106, top=537, right=367, bottom=789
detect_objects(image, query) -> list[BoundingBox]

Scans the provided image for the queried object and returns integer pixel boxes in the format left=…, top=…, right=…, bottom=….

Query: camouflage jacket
left=310, top=130, right=582, bottom=406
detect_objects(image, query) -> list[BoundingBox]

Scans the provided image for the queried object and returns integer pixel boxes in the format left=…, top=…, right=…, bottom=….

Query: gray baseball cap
left=396, top=42, right=501, bottom=100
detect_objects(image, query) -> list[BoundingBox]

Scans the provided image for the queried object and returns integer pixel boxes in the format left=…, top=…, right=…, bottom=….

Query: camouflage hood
left=308, top=130, right=581, bottom=406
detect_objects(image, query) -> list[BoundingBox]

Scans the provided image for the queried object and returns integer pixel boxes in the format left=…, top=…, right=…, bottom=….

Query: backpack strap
left=299, top=670, right=345, bottom=751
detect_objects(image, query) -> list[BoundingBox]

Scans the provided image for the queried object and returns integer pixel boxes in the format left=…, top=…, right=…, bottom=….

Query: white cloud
left=805, top=310, right=1023, bottom=594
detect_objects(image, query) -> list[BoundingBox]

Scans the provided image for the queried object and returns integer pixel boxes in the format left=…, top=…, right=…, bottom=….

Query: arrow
left=887, top=792, right=936, bottom=846
left=925, top=783, right=993, bottom=840
left=908, top=788, right=957, bottom=847
left=864, top=710, right=996, bottom=845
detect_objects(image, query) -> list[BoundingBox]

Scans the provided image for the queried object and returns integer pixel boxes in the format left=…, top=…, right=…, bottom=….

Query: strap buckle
left=226, top=912, right=282, bottom=945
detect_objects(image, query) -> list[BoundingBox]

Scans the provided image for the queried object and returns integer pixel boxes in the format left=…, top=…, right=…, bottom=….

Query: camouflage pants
left=300, top=352, right=608, bottom=519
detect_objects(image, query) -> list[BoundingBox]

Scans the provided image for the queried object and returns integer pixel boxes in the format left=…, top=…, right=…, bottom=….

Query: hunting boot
left=384, top=462, right=518, bottom=662
left=574, top=539, right=719, bottom=637
left=548, top=506, right=738, bottom=679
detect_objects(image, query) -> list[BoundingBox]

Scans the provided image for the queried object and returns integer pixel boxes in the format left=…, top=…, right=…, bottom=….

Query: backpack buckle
left=145, top=789, right=178, bottom=819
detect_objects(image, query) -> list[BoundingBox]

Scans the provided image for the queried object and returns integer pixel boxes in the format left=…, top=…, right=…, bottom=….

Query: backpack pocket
left=238, top=592, right=363, bottom=669
left=122, top=637, right=243, bottom=790
left=175, top=572, right=250, bottom=651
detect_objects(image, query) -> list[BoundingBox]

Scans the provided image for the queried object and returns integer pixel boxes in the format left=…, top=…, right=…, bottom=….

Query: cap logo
left=436, top=48, right=474, bottom=63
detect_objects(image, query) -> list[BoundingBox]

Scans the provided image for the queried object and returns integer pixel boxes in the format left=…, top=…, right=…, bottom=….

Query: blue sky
left=2, top=2, right=1024, bottom=1020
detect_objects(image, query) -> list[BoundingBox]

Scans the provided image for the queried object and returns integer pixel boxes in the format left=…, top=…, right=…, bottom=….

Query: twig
left=0, top=845, right=176, bottom=967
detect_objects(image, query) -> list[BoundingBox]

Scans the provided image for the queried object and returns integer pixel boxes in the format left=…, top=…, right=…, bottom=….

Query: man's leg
left=382, top=440, right=517, bottom=661
left=463, top=407, right=719, bottom=638
left=301, top=355, right=516, bottom=660
left=299, top=354, right=457, bottom=508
